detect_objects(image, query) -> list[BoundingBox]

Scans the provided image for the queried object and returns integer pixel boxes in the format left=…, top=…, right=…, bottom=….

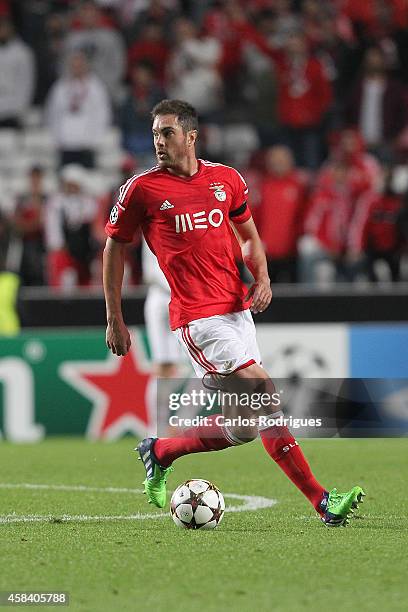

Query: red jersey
left=259, top=172, right=306, bottom=258
left=274, top=56, right=332, bottom=128
left=305, top=183, right=353, bottom=255
left=105, top=159, right=252, bottom=329
left=347, top=191, right=404, bottom=253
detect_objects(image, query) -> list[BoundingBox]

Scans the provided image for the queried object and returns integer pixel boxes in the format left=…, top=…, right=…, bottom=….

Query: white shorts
left=174, top=310, right=261, bottom=378
left=144, top=285, right=184, bottom=364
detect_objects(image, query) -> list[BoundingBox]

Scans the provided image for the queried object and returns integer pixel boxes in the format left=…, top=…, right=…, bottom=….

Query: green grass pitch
left=0, top=438, right=407, bottom=611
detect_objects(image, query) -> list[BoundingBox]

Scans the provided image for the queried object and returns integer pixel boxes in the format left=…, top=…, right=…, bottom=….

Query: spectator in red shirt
left=347, top=164, right=406, bottom=281
left=202, top=1, right=252, bottom=82
left=127, top=20, right=169, bottom=86
left=12, top=166, right=47, bottom=286
left=269, top=31, right=333, bottom=169
left=258, top=145, right=307, bottom=282
left=299, top=129, right=380, bottom=282
left=341, top=0, right=407, bottom=39
left=299, top=160, right=354, bottom=282
left=202, top=1, right=279, bottom=111
left=317, top=128, right=381, bottom=200
left=299, top=144, right=383, bottom=285
left=0, top=1, right=9, bottom=16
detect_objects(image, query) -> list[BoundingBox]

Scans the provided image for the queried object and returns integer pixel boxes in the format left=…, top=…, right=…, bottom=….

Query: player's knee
left=224, top=422, right=258, bottom=445
left=231, top=365, right=276, bottom=398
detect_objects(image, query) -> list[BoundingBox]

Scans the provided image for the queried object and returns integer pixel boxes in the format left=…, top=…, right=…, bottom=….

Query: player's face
left=152, top=115, right=194, bottom=169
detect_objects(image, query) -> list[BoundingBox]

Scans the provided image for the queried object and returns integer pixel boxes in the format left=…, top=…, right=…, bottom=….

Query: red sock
left=154, top=415, right=238, bottom=467
left=260, top=424, right=327, bottom=514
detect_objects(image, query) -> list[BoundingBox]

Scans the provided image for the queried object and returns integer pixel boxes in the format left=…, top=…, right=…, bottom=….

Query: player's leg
left=138, top=413, right=246, bottom=508
left=229, top=362, right=328, bottom=511
left=213, top=311, right=365, bottom=525
left=152, top=312, right=261, bottom=458
left=139, top=311, right=365, bottom=522
left=137, top=320, right=252, bottom=508
left=230, top=360, right=365, bottom=525
left=139, top=309, right=323, bottom=509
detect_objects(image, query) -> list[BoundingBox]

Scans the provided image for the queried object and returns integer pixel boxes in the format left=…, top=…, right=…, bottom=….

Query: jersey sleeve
left=105, top=177, right=145, bottom=242
left=228, top=168, right=252, bottom=224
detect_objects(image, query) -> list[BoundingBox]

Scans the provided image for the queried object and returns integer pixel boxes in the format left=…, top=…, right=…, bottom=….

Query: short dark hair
left=151, top=99, right=198, bottom=133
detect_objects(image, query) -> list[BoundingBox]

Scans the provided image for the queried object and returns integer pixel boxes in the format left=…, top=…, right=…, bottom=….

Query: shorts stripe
left=185, top=325, right=216, bottom=371
left=181, top=326, right=215, bottom=372
left=181, top=326, right=210, bottom=371
left=233, top=359, right=256, bottom=373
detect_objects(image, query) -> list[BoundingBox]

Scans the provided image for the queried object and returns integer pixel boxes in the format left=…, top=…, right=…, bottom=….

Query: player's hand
left=245, top=278, right=272, bottom=314
left=106, top=318, right=131, bottom=356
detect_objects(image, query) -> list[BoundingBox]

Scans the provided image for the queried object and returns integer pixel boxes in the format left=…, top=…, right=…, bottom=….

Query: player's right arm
left=103, top=237, right=131, bottom=356
left=103, top=177, right=145, bottom=356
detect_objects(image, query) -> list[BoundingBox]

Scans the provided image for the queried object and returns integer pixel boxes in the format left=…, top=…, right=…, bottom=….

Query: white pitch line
left=0, top=483, right=277, bottom=524
left=298, top=514, right=404, bottom=520
left=0, top=512, right=167, bottom=524
left=0, top=483, right=144, bottom=495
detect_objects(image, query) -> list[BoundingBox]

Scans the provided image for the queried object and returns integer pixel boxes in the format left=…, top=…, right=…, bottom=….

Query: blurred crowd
left=0, top=0, right=407, bottom=288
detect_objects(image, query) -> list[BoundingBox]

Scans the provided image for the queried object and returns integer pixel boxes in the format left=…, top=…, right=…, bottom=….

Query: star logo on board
left=59, top=333, right=156, bottom=440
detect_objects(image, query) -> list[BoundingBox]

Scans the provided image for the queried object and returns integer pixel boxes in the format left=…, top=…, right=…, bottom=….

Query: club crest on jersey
left=214, top=190, right=226, bottom=202
left=110, top=204, right=119, bottom=224
left=209, top=182, right=226, bottom=202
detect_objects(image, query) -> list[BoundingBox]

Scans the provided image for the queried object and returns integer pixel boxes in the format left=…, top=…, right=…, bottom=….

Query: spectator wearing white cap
left=45, top=164, right=98, bottom=287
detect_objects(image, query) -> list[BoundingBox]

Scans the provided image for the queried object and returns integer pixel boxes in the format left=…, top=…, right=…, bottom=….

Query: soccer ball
left=170, top=479, right=225, bottom=529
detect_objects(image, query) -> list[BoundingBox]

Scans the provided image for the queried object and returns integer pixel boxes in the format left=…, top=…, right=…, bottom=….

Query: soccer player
left=103, top=99, right=365, bottom=527
left=142, top=238, right=189, bottom=434
left=142, top=238, right=185, bottom=378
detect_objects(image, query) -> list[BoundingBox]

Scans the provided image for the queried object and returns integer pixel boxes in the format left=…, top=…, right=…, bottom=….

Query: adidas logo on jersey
left=160, top=200, right=174, bottom=210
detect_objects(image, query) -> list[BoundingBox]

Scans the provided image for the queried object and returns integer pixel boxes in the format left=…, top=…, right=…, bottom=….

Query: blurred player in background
left=142, top=238, right=183, bottom=378
left=142, top=238, right=189, bottom=434
left=104, top=99, right=365, bottom=528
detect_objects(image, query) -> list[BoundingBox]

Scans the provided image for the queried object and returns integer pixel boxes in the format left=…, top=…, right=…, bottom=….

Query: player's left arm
left=232, top=217, right=272, bottom=314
